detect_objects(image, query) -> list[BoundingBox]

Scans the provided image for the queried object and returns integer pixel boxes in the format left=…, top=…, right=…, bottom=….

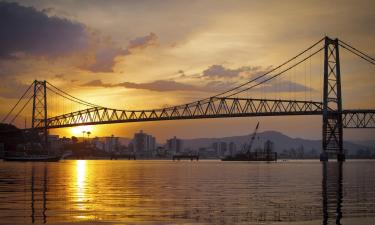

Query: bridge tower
left=31, top=80, right=48, bottom=146
left=321, top=37, right=345, bottom=162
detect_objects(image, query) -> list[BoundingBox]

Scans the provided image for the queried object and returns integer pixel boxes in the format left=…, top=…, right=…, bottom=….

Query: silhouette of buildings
left=213, top=141, right=229, bottom=157
left=132, top=130, right=156, bottom=157
left=103, top=135, right=119, bottom=153
left=166, top=136, right=183, bottom=155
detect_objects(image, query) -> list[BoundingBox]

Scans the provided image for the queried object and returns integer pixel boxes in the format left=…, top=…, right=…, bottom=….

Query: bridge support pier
left=322, top=37, right=344, bottom=162
left=31, top=80, right=48, bottom=148
left=337, top=153, right=345, bottom=162
left=320, top=152, right=328, bottom=162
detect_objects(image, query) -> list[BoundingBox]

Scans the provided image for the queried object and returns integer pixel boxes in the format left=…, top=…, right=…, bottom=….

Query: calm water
left=0, top=160, right=374, bottom=224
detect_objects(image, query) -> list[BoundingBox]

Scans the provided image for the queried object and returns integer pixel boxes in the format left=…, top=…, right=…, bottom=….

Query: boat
left=3, top=154, right=60, bottom=162
left=221, top=122, right=277, bottom=162
left=2, top=142, right=60, bottom=162
left=221, top=152, right=277, bottom=161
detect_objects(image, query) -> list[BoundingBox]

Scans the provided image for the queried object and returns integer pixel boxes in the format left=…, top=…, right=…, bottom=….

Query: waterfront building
left=104, top=135, right=119, bottom=152
left=48, top=135, right=62, bottom=151
left=133, top=130, right=156, bottom=156
left=212, top=141, right=228, bottom=157
left=229, top=142, right=237, bottom=155
left=166, top=136, right=183, bottom=155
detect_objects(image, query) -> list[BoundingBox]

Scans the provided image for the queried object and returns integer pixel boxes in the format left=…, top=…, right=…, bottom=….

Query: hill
left=181, top=130, right=375, bottom=155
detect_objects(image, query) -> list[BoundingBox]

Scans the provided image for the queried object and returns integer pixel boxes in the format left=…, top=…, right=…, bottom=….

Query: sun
left=71, top=125, right=94, bottom=137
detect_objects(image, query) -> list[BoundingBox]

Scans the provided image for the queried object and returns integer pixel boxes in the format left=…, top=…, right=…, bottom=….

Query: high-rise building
left=104, top=135, right=119, bottom=152
left=212, top=141, right=228, bottom=157
left=229, top=142, right=237, bottom=155
left=133, top=130, right=156, bottom=156
left=219, top=142, right=227, bottom=156
left=166, top=136, right=182, bottom=155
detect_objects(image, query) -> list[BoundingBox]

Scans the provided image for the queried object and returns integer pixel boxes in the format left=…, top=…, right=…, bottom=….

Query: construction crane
left=245, top=122, right=259, bottom=155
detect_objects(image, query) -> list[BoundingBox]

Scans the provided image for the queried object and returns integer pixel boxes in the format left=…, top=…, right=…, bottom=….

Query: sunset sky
left=0, top=0, right=374, bottom=142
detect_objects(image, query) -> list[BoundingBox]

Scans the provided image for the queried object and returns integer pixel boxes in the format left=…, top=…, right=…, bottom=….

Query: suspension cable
left=48, top=38, right=326, bottom=114
left=1, top=81, right=34, bottom=123
left=46, top=81, right=103, bottom=108
left=226, top=47, right=324, bottom=97
left=211, top=37, right=325, bottom=98
left=339, top=44, right=375, bottom=66
left=338, top=40, right=375, bottom=66
left=46, top=87, right=99, bottom=108
left=9, top=94, right=34, bottom=125
left=339, top=40, right=375, bottom=62
left=157, top=37, right=326, bottom=110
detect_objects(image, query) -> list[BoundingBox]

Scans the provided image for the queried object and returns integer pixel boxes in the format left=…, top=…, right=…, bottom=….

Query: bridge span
left=2, top=36, right=375, bottom=161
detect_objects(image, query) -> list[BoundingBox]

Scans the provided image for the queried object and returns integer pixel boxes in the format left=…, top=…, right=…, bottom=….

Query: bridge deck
left=45, top=98, right=324, bottom=129
left=37, top=97, right=374, bottom=129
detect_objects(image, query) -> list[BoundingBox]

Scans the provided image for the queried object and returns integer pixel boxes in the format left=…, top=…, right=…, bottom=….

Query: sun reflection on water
left=74, top=160, right=96, bottom=220
left=76, top=160, right=86, bottom=203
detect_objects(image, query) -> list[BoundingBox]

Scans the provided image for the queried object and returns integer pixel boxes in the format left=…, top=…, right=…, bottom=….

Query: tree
left=82, top=131, right=86, bottom=142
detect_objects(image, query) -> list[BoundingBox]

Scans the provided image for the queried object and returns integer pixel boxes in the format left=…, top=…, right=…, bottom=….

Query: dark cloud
left=118, top=80, right=197, bottom=92
left=0, top=2, right=157, bottom=74
left=202, top=65, right=264, bottom=79
left=80, top=77, right=312, bottom=94
left=203, top=65, right=243, bottom=78
left=204, top=80, right=237, bottom=92
left=81, top=78, right=239, bottom=93
left=0, top=2, right=88, bottom=58
left=81, top=79, right=113, bottom=88
left=202, top=65, right=261, bottom=78
left=87, top=47, right=129, bottom=73
left=87, top=33, right=158, bottom=72
left=82, top=79, right=200, bottom=92
left=79, top=62, right=312, bottom=94
left=128, top=32, right=158, bottom=49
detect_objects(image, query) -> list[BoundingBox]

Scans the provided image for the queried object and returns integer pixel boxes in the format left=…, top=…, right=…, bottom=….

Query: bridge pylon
left=321, top=37, right=344, bottom=162
left=31, top=80, right=48, bottom=146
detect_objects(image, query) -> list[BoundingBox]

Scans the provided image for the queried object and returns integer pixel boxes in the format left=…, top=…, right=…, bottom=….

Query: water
left=0, top=160, right=374, bottom=224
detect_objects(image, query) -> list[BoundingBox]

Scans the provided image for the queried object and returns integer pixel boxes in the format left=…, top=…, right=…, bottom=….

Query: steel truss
left=342, top=110, right=375, bottom=128
left=43, top=98, right=323, bottom=129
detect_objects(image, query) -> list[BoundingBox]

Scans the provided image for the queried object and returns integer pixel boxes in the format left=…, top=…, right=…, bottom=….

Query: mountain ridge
left=180, top=130, right=375, bottom=154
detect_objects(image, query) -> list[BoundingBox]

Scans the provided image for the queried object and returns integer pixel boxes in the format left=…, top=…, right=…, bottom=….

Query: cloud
left=81, top=79, right=112, bottom=87
left=82, top=79, right=200, bottom=92
left=87, top=47, right=129, bottom=73
left=0, top=2, right=158, bottom=73
left=202, top=65, right=261, bottom=78
left=203, top=65, right=243, bottom=78
left=118, top=80, right=197, bottom=92
left=128, top=32, right=158, bottom=49
left=0, top=2, right=88, bottom=58
left=86, top=32, right=159, bottom=72
left=80, top=76, right=314, bottom=95
left=204, top=80, right=237, bottom=92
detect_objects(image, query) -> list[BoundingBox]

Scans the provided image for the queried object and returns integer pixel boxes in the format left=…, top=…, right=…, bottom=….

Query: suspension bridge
left=1, top=36, right=375, bottom=161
